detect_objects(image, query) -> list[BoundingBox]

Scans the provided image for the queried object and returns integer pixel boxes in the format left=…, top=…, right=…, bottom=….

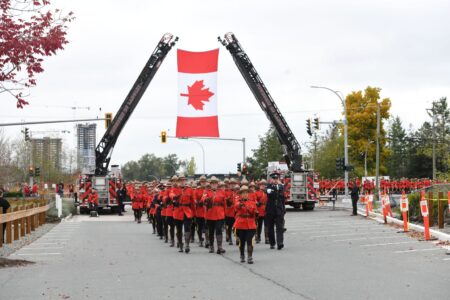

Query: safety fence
left=0, top=199, right=49, bottom=248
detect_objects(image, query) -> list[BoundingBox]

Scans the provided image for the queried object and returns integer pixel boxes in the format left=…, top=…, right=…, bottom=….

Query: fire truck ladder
left=218, top=33, right=303, bottom=172
left=95, top=33, right=178, bottom=175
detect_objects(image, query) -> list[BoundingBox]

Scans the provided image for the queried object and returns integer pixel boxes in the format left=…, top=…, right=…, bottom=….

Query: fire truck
left=78, top=33, right=178, bottom=214
left=219, top=33, right=319, bottom=210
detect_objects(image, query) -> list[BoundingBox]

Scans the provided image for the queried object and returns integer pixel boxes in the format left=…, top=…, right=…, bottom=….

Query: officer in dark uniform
left=265, top=172, right=285, bottom=250
left=350, top=181, right=359, bottom=216
left=0, top=189, right=11, bottom=243
left=116, top=184, right=127, bottom=216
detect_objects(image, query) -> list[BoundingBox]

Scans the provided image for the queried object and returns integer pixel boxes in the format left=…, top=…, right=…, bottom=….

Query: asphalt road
left=1, top=205, right=450, bottom=300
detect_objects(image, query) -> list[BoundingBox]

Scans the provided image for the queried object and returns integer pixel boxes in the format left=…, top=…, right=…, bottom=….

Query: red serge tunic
left=224, top=189, right=235, bottom=218
left=170, top=187, right=182, bottom=219
left=195, top=187, right=206, bottom=218
left=255, top=190, right=267, bottom=217
left=233, top=196, right=257, bottom=230
left=204, top=189, right=225, bottom=221
left=88, top=193, right=98, bottom=205
left=173, top=187, right=195, bottom=220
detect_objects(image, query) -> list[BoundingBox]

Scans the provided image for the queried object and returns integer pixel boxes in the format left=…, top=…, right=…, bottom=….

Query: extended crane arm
left=219, top=33, right=303, bottom=172
left=95, top=33, right=178, bottom=175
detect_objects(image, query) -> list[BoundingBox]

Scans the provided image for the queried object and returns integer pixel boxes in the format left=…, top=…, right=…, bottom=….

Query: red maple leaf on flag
left=180, top=80, right=214, bottom=110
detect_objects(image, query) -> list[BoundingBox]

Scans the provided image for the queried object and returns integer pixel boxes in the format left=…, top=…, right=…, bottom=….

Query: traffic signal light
left=306, top=119, right=312, bottom=136
left=313, top=117, right=320, bottom=130
left=237, top=163, right=242, bottom=172
left=161, top=131, right=167, bottom=143
left=105, top=113, right=113, bottom=129
left=28, top=166, right=34, bottom=177
left=335, top=158, right=345, bottom=170
left=35, top=167, right=40, bottom=177
left=24, top=128, right=30, bottom=141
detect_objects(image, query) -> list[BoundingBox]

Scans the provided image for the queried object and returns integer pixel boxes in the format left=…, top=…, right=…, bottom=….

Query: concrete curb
left=357, top=208, right=450, bottom=242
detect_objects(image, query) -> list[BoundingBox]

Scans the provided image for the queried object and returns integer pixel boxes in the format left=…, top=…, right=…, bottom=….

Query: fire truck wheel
left=302, top=203, right=315, bottom=211
left=293, top=204, right=301, bottom=210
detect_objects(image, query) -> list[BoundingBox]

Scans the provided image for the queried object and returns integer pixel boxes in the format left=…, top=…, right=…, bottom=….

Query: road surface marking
left=21, top=247, right=64, bottom=250
left=311, top=231, right=392, bottom=238
left=17, top=252, right=62, bottom=256
left=360, top=241, right=418, bottom=247
left=334, top=235, right=401, bottom=242
left=32, top=242, right=66, bottom=245
left=395, top=248, right=443, bottom=254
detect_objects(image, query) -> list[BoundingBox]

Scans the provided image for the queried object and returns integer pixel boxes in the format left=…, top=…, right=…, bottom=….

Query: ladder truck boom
left=218, top=32, right=303, bottom=172
left=95, top=33, right=178, bottom=176
left=219, top=32, right=319, bottom=210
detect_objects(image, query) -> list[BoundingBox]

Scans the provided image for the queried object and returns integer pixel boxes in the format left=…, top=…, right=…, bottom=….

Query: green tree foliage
left=386, top=116, right=407, bottom=178
left=312, top=125, right=344, bottom=178
left=121, top=154, right=181, bottom=181
left=246, top=126, right=284, bottom=179
left=345, top=86, right=391, bottom=176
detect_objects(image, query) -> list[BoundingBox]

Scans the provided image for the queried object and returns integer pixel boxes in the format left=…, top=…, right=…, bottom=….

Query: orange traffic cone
left=400, top=190, right=409, bottom=232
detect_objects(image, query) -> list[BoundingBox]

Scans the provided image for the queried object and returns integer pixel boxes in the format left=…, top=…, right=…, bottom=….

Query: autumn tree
left=345, top=87, right=391, bottom=176
left=0, top=0, right=74, bottom=108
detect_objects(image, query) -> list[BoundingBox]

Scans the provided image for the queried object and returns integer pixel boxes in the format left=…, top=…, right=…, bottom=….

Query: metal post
left=375, top=101, right=381, bottom=200
left=432, top=115, right=437, bottom=181
left=242, top=138, right=246, bottom=165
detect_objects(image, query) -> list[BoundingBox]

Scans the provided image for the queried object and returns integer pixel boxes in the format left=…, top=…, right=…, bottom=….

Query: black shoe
left=270, top=245, right=275, bottom=249
left=277, top=244, right=284, bottom=250
left=118, top=214, right=123, bottom=216
left=265, top=240, right=269, bottom=244
left=185, top=247, right=190, bottom=254
left=240, top=256, right=245, bottom=263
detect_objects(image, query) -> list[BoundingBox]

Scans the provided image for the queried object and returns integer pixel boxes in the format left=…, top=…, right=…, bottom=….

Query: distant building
left=31, top=137, right=62, bottom=171
left=76, top=123, right=97, bottom=173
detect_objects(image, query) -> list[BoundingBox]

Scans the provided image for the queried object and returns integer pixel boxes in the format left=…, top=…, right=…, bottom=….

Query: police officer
left=350, top=181, right=359, bottom=216
left=265, top=172, right=285, bottom=250
left=116, top=184, right=127, bottom=216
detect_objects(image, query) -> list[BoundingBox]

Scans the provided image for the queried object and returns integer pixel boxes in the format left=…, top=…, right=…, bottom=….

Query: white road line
left=17, top=253, right=62, bottom=256
left=360, top=241, right=418, bottom=247
left=38, top=239, right=70, bottom=241
left=297, top=228, right=389, bottom=234
left=443, top=258, right=450, bottom=261
left=21, top=247, right=64, bottom=250
left=334, top=235, right=401, bottom=242
left=311, top=231, right=393, bottom=238
left=395, top=248, right=444, bottom=254
left=32, top=242, right=65, bottom=245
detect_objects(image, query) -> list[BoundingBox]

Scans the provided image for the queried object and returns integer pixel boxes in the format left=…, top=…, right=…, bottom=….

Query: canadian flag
left=176, top=49, right=219, bottom=137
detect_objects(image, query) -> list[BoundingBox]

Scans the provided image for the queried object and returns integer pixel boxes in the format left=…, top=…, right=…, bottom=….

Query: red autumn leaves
left=0, top=0, right=74, bottom=108
left=180, top=80, right=214, bottom=110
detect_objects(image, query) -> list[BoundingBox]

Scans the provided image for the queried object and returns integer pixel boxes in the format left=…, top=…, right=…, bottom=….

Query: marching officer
left=172, top=175, right=195, bottom=253
left=255, top=179, right=268, bottom=244
left=265, top=172, right=285, bottom=250
left=164, top=180, right=175, bottom=246
left=195, top=176, right=207, bottom=247
left=234, top=185, right=257, bottom=264
left=204, top=176, right=226, bottom=254
left=224, top=180, right=235, bottom=245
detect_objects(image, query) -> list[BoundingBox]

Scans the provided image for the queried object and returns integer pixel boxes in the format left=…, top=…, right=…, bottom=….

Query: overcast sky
left=1, top=0, right=449, bottom=174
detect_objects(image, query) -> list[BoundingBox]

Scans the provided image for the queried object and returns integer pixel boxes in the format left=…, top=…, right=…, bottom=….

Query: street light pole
left=375, top=100, right=382, bottom=199
left=180, top=138, right=206, bottom=175
left=311, top=85, right=349, bottom=197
